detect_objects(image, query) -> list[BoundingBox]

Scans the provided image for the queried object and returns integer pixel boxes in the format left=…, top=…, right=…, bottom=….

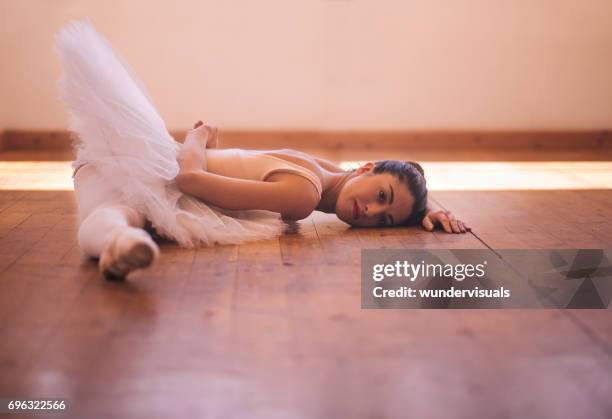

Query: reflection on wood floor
left=1, top=150, right=611, bottom=191
left=0, top=149, right=611, bottom=418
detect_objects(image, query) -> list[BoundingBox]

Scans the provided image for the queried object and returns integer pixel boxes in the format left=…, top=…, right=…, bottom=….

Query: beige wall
left=1, top=0, right=611, bottom=131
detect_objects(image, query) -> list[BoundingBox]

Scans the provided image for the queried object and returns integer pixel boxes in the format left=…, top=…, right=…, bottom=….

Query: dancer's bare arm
left=175, top=170, right=319, bottom=221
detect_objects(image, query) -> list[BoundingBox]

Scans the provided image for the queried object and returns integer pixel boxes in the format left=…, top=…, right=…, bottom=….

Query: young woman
left=58, top=20, right=468, bottom=279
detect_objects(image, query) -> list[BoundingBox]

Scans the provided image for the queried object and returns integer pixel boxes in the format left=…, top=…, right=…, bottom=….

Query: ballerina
left=57, top=20, right=468, bottom=279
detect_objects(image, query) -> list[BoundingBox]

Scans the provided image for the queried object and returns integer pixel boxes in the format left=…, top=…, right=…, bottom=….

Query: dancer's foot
left=99, top=227, right=160, bottom=280
left=188, top=121, right=218, bottom=148
left=178, top=124, right=210, bottom=173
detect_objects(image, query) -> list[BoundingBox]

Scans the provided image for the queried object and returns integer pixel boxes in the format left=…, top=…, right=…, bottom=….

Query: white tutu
left=55, top=19, right=286, bottom=247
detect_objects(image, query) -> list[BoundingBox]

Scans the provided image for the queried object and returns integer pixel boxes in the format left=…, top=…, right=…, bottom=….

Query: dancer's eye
left=378, top=190, right=386, bottom=203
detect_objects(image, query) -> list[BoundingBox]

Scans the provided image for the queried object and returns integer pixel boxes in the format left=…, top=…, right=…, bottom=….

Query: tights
left=77, top=204, right=146, bottom=257
left=73, top=125, right=210, bottom=276
left=74, top=165, right=158, bottom=277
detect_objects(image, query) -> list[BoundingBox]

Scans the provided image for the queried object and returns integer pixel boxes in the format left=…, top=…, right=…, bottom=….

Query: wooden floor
left=1, top=150, right=611, bottom=419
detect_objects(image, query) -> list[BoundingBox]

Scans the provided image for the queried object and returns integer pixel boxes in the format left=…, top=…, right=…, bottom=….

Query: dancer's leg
left=74, top=165, right=159, bottom=278
left=78, top=204, right=159, bottom=277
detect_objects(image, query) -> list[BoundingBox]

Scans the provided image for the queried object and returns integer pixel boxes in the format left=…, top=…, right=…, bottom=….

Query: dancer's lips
left=353, top=200, right=360, bottom=220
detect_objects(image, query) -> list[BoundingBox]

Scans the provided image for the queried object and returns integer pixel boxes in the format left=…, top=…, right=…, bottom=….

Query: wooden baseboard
left=1, top=129, right=610, bottom=151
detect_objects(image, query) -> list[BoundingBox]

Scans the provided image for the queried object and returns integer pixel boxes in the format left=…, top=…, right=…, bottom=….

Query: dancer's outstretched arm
left=175, top=170, right=319, bottom=221
left=422, top=206, right=470, bottom=233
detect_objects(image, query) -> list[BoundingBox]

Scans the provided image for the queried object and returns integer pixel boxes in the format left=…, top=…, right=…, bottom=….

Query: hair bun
left=406, top=161, right=425, bottom=177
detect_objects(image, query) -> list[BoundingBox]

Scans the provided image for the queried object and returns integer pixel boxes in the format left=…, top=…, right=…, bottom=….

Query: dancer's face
left=335, top=163, right=415, bottom=227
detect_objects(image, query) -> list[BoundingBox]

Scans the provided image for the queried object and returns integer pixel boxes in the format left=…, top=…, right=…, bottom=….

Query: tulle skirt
left=55, top=19, right=286, bottom=247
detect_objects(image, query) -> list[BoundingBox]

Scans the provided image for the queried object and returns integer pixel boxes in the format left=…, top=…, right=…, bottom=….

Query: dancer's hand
left=422, top=209, right=470, bottom=234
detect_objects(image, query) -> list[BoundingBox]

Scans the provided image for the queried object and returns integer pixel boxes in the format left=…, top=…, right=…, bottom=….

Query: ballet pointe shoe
left=99, top=227, right=160, bottom=280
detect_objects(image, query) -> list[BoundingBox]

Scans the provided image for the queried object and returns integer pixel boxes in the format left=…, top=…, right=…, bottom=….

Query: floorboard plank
left=1, top=147, right=611, bottom=418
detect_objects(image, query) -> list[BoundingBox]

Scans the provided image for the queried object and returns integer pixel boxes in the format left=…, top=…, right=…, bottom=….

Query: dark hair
left=371, top=160, right=428, bottom=226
